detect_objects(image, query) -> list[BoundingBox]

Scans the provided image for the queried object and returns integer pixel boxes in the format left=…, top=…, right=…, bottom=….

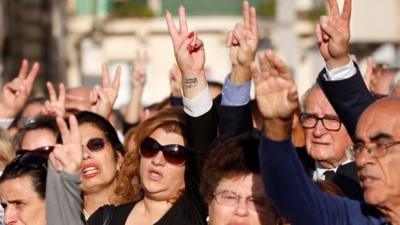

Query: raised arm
left=315, top=0, right=373, bottom=137
left=124, top=51, right=147, bottom=127
left=254, top=50, right=379, bottom=225
left=218, top=0, right=258, bottom=139
left=46, top=115, right=84, bottom=225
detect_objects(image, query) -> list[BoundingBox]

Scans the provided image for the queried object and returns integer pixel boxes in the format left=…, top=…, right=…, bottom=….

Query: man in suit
left=300, top=84, right=363, bottom=200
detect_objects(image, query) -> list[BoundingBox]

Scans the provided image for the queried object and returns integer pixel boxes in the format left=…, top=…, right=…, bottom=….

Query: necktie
left=323, top=170, right=335, bottom=182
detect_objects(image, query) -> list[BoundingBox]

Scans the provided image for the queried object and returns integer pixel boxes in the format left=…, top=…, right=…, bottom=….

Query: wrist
left=0, top=103, right=16, bottom=119
left=181, top=71, right=207, bottom=99
left=231, top=65, right=251, bottom=85
left=325, top=55, right=351, bottom=70
left=262, top=118, right=292, bottom=141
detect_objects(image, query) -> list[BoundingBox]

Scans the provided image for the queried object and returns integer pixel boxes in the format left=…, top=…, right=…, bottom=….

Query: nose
left=151, top=151, right=166, bottom=166
left=234, top=198, right=249, bottom=217
left=355, top=147, right=375, bottom=168
left=82, top=146, right=92, bottom=160
left=4, top=207, right=17, bottom=225
left=312, top=119, right=327, bottom=137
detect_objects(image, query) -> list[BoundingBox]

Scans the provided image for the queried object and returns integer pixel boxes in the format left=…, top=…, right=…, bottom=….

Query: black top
left=87, top=106, right=218, bottom=225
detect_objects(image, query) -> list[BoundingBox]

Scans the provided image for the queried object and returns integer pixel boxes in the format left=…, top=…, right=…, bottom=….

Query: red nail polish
left=187, top=45, right=194, bottom=54
left=187, top=32, right=194, bottom=39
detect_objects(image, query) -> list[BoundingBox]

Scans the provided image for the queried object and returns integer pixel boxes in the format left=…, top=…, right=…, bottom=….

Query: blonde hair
left=0, top=128, right=15, bottom=171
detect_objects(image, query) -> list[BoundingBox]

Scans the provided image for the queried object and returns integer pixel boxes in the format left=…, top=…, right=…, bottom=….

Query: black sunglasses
left=84, top=138, right=109, bottom=152
left=13, top=149, right=50, bottom=170
left=139, top=137, right=186, bottom=165
left=18, top=146, right=55, bottom=154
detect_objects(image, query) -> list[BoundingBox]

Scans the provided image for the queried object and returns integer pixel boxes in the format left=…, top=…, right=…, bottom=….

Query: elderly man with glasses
left=299, top=84, right=363, bottom=200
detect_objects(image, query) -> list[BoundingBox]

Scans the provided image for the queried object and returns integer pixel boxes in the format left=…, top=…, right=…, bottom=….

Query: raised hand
left=252, top=50, right=299, bottom=121
left=132, top=51, right=148, bottom=89
left=228, top=1, right=259, bottom=84
left=44, top=82, right=66, bottom=117
left=0, top=60, right=40, bottom=118
left=90, top=64, right=121, bottom=118
left=363, top=56, right=382, bottom=91
left=315, top=0, right=352, bottom=69
left=169, top=64, right=182, bottom=97
left=166, top=5, right=207, bottom=99
left=49, top=115, right=82, bottom=174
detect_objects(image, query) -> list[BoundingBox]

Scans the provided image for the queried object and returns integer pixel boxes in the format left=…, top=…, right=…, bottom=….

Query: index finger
left=327, top=0, right=340, bottom=17
left=166, top=10, right=179, bottom=40
left=17, top=59, right=29, bottom=79
left=102, top=63, right=110, bottom=87
left=25, top=62, right=40, bottom=91
left=341, top=0, right=352, bottom=21
left=47, top=82, right=57, bottom=102
left=242, top=1, right=251, bottom=30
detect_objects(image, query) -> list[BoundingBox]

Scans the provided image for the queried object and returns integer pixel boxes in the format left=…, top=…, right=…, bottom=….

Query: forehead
left=0, top=176, right=37, bottom=200
left=356, top=102, right=400, bottom=140
left=79, top=123, right=105, bottom=138
left=216, top=174, right=265, bottom=195
left=305, top=88, right=336, bottom=115
left=149, top=128, right=184, bottom=146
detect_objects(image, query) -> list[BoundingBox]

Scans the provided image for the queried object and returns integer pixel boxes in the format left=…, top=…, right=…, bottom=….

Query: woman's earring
left=206, top=216, right=210, bottom=225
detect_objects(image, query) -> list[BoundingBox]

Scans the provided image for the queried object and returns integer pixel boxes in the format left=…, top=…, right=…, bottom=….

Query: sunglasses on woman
left=139, top=136, right=186, bottom=165
left=83, top=138, right=109, bottom=152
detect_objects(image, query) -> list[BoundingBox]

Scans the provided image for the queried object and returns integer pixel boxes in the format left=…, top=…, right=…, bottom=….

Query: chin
left=364, top=189, right=386, bottom=206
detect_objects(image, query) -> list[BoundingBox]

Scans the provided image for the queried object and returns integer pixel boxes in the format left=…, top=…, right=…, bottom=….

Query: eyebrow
left=302, top=112, right=339, bottom=117
left=355, top=133, right=394, bottom=143
left=370, top=133, right=394, bottom=142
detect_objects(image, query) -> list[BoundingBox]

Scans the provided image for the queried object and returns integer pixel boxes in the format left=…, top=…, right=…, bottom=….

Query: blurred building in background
left=1, top=0, right=400, bottom=106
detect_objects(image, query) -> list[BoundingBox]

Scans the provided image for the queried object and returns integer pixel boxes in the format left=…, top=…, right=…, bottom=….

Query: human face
left=208, top=174, right=277, bottom=225
left=0, top=176, right=45, bottom=225
left=20, top=129, right=57, bottom=151
left=304, top=88, right=352, bottom=168
left=355, top=99, right=400, bottom=209
left=139, top=128, right=185, bottom=201
left=80, top=123, right=122, bottom=194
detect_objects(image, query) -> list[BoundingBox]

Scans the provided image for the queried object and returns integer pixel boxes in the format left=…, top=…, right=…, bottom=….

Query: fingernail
left=187, top=32, right=194, bottom=39
left=187, top=45, right=194, bottom=54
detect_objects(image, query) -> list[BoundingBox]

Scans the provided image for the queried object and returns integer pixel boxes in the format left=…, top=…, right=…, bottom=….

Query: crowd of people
left=0, top=0, right=400, bottom=224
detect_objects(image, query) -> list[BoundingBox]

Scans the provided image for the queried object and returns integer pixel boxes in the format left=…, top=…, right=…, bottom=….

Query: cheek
left=209, top=201, right=230, bottom=225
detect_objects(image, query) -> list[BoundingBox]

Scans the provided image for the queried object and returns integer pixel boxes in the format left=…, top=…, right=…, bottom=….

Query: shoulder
left=87, top=203, right=136, bottom=225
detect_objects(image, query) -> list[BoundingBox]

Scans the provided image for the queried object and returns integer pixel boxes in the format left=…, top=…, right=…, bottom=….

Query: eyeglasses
left=83, top=138, right=109, bottom=152
left=352, top=140, right=400, bottom=158
left=139, top=137, right=186, bottom=165
left=12, top=149, right=50, bottom=170
left=212, top=190, right=268, bottom=211
left=300, top=113, right=342, bottom=131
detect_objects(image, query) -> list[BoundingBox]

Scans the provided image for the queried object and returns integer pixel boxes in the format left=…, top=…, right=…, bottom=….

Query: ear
left=115, top=152, right=124, bottom=171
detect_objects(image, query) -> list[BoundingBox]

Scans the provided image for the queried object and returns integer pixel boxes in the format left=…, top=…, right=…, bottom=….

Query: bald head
left=65, top=87, right=92, bottom=115
left=357, top=97, right=400, bottom=137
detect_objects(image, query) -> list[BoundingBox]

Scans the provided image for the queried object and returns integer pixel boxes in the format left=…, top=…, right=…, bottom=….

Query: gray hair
left=301, top=83, right=321, bottom=112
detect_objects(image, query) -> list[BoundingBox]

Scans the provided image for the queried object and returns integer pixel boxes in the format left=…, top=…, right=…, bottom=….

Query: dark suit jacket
left=316, top=62, right=375, bottom=138
left=296, top=146, right=363, bottom=201
left=260, top=137, right=387, bottom=225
